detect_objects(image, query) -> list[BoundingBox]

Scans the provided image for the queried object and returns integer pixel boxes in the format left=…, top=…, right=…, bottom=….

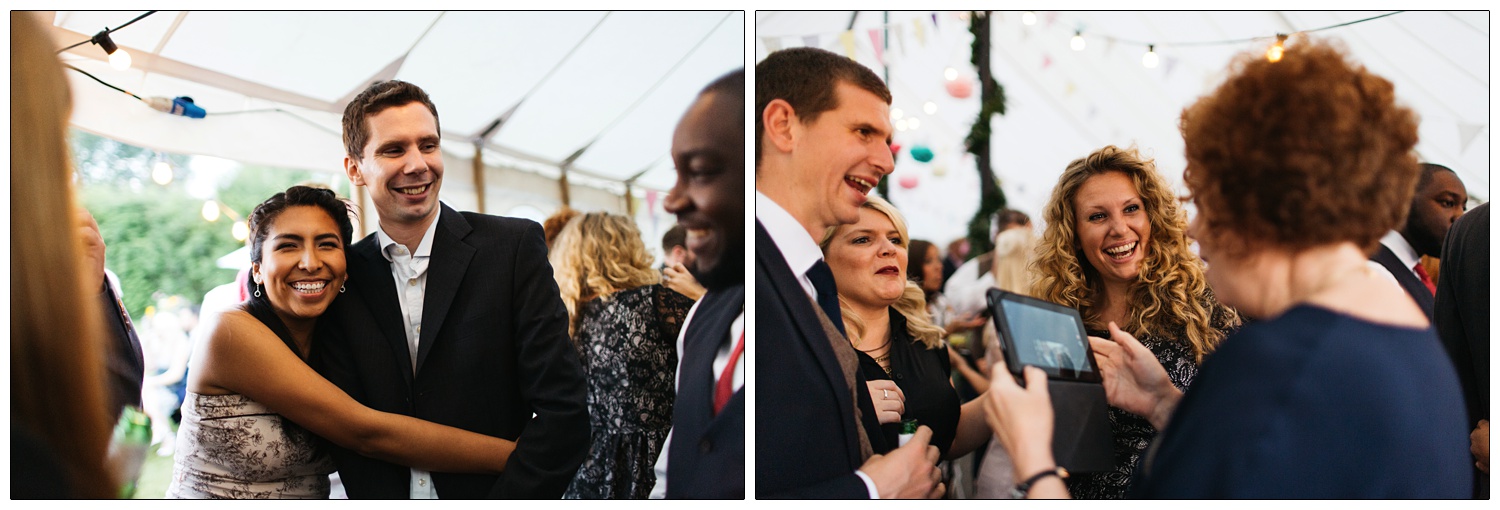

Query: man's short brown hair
left=754, top=47, right=891, bottom=168
left=341, top=80, right=441, bottom=160
left=1180, top=36, right=1419, bottom=253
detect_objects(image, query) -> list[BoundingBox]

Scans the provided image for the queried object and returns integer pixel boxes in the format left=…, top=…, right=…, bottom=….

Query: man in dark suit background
left=650, top=68, right=747, bottom=499
left=316, top=80, right=589, bottom=499
left=755, top=47, right=943, bottom=499
left=1369, top=163, right=1467, bottom=320
left=1434, top=202, right=1488, bottom=499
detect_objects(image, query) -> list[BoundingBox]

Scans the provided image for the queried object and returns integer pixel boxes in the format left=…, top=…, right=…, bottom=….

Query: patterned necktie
left=1413, top=262, right=1437, bottom=295
left=806, top=259, right=847, bottom=338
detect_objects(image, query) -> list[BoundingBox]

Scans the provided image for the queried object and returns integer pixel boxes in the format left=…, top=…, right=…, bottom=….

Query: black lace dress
left=1065, top=303, right=1240, bottom=499
left=563, top=284, right=693, bottom=499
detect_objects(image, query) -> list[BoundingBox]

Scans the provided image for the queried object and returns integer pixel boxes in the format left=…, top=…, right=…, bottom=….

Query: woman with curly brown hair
left=1026, top=144, right=1239, bottom=499
left=551, top=212, right=694, bottom=499
left=985, top=36, right=1470, bottom=499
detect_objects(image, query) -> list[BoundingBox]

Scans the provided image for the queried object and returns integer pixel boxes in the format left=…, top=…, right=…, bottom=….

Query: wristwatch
left=1011, top=466, right=1069, bottom=499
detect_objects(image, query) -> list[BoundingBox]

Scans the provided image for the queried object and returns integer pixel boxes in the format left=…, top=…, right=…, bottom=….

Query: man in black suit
left=1369, top=163, right=1466, bottom=320
left=1434, top=202, right=1488, bottom=499
left=650, top=69, right=747, bottom=499
left=755, top=47, right=943, bottom=499
left=316, top=80, right=589, bottom=499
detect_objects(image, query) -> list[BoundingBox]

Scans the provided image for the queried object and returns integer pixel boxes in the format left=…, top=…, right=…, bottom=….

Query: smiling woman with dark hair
left=167, top=186, right=518, bottom=499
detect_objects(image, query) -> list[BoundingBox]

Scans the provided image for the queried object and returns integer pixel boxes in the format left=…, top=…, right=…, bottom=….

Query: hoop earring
left=254, top=282, right=263, bottom=298
left=340, top=283, right=346, bottom=293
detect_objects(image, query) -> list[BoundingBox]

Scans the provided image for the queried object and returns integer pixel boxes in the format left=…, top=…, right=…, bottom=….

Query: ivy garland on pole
left=962, top=10, right=1008, bottom=259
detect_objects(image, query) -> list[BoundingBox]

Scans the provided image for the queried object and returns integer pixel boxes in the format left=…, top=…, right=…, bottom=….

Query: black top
left=1131, top=304, right=1471, bottom=498
left=858, top=308, right=960, bottom=458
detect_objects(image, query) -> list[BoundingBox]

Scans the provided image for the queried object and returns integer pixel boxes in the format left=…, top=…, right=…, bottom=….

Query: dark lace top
left=563, top=284, right=694, bottom=499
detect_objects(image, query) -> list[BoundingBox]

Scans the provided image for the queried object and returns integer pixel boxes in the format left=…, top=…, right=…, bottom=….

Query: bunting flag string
left=868, top=29, right=885, bottom=65
left=1457, top=123, right=1486, bottom=153
left=803, top=35, right=820, bottom=48
left=761, top=36, right=783, bottom=53
left=838, top=31, right=857, bottom=59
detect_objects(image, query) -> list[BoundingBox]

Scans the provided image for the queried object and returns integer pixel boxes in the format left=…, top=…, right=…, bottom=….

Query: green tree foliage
left=964, top=11, right=1010, bottom=259
left=70, top=130, right=340, bottom=319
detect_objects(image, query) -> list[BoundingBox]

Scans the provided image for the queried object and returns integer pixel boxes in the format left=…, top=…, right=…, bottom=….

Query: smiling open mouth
left=397, top=184, right=429, bottom=195
left=845, top=176, right=875, bottom=195
left=1104, top=241, right=1137, bottom=260
left=291, top=281, right=328, bottom=294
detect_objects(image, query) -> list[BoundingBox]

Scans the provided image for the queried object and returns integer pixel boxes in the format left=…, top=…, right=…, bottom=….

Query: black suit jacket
left=1370, top=243, right=1435, bottom=321
left=1434, top=203, right=1490, bottom=500
left=315, top=204, right=589, bottom=499
left=755, top=221, right=885, bottom=499
left=666, top=284, right=745, bottom=499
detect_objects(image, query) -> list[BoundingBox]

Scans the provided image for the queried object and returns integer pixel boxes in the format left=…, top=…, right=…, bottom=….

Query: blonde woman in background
left=11, top=11, right=120, bottom=498
left=552, top=212, right=694, bottom=499
left=971, top=224, right=1040, bottom=498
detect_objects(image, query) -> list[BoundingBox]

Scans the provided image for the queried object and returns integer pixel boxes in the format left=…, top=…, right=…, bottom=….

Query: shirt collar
left=755, top=190, right=824, bottom=277
left=1379, top=229, right=1420, bottom=269
left=376, top=207, right=442, bottom=261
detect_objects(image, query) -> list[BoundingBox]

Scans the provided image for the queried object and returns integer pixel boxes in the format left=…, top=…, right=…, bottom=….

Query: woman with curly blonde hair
left=820, top=196, right=991, bottom=466
left=550, top=211, right=693, bottom=499
left=1028, top=144, right=1239, bottom=499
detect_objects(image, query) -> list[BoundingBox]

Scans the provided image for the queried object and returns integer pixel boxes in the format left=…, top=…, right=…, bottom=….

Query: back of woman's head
left=549, top=211, right=659, bottom=333
left=992, top=226, right=1036, bottom=294
left=10, top=11, right=118, bottom=498
left=1180, top=35, right=1419, bottom=254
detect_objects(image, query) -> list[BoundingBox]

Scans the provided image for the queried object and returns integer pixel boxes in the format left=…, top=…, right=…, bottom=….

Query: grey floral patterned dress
left=563, top=284, right=693, bottom=499
left=166, top=392, right=334, bottom=498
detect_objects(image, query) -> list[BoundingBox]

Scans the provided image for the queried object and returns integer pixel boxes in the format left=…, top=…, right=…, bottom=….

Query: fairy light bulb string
left=1266, top=33, right=1288, bottom=63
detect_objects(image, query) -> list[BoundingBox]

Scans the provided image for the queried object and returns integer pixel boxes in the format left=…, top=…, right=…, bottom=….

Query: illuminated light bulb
left=895, top=118, right=909, bottom=132
left=232, top=220, right=249, bottom=242
left=1142, top=45, right=1159, bottom=69
left=1266, top=33, right=1288, bottom=63
left=907, top=118, right=920, bottom=130
left=891, top=108, right=905, bottom=120
left=944, top=67, right=958, bottom=81
left=1071, top=32, right=1086, bottom=51
left=923, top=101, right=937, bottom=115
left=108, top=48, right=132, bottom=70
left=151, top=160, right=172, bottom=185
left=202, top=200, right=221, bottom=222
left=1022, top=11, right=1037, bottom=26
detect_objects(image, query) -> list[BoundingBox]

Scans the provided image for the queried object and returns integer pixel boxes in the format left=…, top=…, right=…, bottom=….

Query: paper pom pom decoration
left=909, top=145, right=934, bottom=162
left=898, top=174, right=920, bottom=189
left=890, top=143, right=902, bottom=155
left=945, top=77, right=973, bottom=99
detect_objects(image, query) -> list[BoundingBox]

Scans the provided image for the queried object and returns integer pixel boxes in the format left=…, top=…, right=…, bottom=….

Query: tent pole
left=354, top=184, right=367, bottom=236
left=472, top=142, right=486, bottom=213
left=559, top=165, right=571, bottom=207
left=624, top=181, right=635, bottom=216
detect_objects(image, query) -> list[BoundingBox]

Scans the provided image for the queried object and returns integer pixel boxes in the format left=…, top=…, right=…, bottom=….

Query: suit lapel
left=350, top=232, right=414, bottom=386
left=756, top=221, right=862, bottom=460
left=416, top=205, right=475, bottom=374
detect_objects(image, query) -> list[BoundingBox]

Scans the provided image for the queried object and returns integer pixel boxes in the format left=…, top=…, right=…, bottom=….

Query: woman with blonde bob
left=1027, top=144, right=1239, bottom=498
left=820, top=196, right=991, bottom=465
left=552, top=212, right=693, bottom=499
left=987, top=36, right=1470, bottom=499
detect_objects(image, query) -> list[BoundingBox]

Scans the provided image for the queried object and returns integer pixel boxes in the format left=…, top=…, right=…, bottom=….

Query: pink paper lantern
left=946, top=77, right=973, bottom=99
left=890, top=143, right=902, bottom=155
left=898, top=174, right=920, bottom=189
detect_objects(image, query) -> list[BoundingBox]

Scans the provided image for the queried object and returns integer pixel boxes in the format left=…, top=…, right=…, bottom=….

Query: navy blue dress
left=1131, top=305, right=1471, bottom=498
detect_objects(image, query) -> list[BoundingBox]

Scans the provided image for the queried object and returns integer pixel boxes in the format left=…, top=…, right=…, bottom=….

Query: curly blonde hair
left=1031, top=145, right=1238, bottom=362
left=819, top=196, right=945, bottom=349
left=549, top=211, right=661, bottom=335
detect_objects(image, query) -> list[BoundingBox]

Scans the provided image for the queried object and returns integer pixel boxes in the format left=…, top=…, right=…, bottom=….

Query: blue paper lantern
left=910, top=145, right=934, bottom=163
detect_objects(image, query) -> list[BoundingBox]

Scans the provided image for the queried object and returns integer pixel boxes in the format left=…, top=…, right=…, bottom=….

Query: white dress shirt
left=753, top=191, right=880, bottom=499
left=1367, top=229, right=1419, bottom=288
left=649, top=302, right=746, bottom=498
left=374, top=213, right=441, bottom=499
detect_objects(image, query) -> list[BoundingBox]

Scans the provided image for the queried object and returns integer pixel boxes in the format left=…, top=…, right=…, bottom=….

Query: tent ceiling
left=50, top=10, right=745, bottom=191
left=756, top=11, right=1488, bottom=245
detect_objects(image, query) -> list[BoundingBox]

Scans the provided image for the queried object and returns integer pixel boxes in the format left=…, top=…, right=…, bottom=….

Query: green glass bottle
left=109, top=406, right=152, bottom=498
left=898, top=419, right=918, bottom=447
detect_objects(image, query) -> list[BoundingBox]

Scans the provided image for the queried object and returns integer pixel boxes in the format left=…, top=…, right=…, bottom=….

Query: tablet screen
left=988, top=290, right=1099, bottom=381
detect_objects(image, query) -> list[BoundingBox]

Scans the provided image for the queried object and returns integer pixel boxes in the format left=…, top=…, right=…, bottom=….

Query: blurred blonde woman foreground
left=552, top=212, right=694, bottom=499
